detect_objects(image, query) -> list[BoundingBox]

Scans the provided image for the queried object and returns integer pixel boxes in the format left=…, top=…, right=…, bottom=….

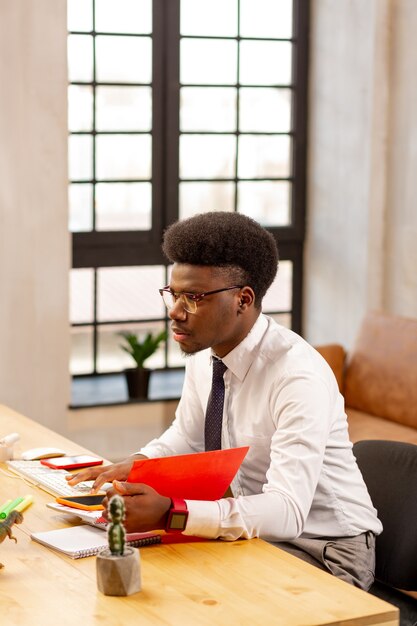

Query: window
left=68, top=0, right=309, bottom=376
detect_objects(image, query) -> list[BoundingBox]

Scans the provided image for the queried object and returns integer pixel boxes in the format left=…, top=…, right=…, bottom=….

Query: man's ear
left=237, top=287, right=255, bottom=312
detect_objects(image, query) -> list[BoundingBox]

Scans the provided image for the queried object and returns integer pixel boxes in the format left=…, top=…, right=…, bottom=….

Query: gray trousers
left=270, top=531, right=376, bottom=591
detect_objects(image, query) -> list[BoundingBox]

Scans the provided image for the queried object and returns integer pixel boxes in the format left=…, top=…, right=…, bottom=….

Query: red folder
left=127, top=446, right=249, bottom=500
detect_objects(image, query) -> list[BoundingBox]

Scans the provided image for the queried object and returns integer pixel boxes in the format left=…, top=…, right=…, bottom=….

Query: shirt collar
left=210, top=314, right=268, bottom=382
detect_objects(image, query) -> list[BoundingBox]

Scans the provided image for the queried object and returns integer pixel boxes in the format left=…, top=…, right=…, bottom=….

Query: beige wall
left=1, top=1, right=416, bottom=458
left=0, top=1, right=70, bottom=432
left=385, top=0, right=417, bottom=314
left=304, top=0, right=417, bottom=347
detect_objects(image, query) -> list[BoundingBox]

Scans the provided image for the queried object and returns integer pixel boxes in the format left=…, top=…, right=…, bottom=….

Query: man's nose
left=168, top=298, right=187, bottom=321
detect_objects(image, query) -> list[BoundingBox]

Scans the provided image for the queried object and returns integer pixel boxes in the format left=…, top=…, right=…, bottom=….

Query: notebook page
left=31, top=525, right=161, bottom=558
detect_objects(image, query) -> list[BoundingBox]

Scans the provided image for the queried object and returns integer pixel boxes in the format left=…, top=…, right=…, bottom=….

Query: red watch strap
left=170, top=497, right=187, bottom=512
left=166, top=497, right=188, bottom=533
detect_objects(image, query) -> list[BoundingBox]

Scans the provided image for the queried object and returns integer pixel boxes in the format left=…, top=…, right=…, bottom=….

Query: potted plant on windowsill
left=119, top=330, right=167, bottom=400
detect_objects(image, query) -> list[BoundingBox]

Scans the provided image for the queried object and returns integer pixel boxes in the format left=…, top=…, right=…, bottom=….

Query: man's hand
left=102, top=481, right=171, bottom=533
left=65, top=455, right=147, bottom=493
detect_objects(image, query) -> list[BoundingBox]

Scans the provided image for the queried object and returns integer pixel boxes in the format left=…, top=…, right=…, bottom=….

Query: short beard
left=179, top=345, right=204, bottom=357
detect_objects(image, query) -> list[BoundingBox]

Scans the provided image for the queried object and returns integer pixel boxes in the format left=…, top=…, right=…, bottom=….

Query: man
left=68, top=211, right=382, bottom=590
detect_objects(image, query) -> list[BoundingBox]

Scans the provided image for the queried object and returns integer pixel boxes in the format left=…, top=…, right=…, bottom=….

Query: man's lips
left=171, top=327, right=190, bottom=341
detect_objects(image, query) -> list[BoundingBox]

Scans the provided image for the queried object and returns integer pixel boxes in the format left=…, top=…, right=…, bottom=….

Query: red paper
left=127, top=446, right=249, bottom=500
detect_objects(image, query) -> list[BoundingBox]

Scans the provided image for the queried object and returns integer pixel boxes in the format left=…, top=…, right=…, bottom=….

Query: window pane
left=70, top=326, right=93, bottom=375
left=239, top=88, right=291, bottom=133
left=238, top=181, right=291, bottom=227
left=69, top=135, right=93, bottom=180
left=96, top=182, right=151, bottom=230
left=180, top=87, right=236, bottom=132
left=70, top=268, right=94, bottom=323
left=95, top=0, right=152, bottom=34
left=97, top=266, right=165, bottom=322
left=150, top=369, right=185, bottom=400
left=68, top=0, right=93, bottom=32
left=97, top=321, right=166, bottom=373
left=262, top=261, right=292, bottom=312
left=68, top=85, right=93, bottom=132
left=68, top=35, right=93, bottom=82
left=238, top=135, right=291, bottom=178
left=181, top=39, right=237, bottom=85
left=69, top=183, right=93, bottom=231
left=240, top=0, right=293, bottom=39
left=96, top=86, right=152, bottom=131
left=269, top=312, right=292, bottom=330
left=179, top=182, right=235, bottom=219
left=96, top=36, right=152, bottom=83
left=239, top=41, right=292, bottom=86
left=180, top=135, right=236, bottom=178
left=96, top=135, right=151, bottom=180
left=180, top=0, right=237, bottom=37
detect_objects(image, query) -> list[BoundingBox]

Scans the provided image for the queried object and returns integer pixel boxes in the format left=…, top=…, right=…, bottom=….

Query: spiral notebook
left=31, top=524, right=205, bottom=559
left=31, top=525, right=164, bottom=559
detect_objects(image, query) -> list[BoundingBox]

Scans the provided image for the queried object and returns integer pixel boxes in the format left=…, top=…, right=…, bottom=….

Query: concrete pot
left=96, top=547, right=141, bottom=596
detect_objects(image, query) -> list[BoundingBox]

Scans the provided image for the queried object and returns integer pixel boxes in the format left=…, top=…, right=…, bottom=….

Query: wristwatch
left=165, top=497, right=188, bottom=533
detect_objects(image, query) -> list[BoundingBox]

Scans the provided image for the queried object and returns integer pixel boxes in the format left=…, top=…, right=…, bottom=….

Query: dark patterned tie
left=205, top=358, right=228, bottom=451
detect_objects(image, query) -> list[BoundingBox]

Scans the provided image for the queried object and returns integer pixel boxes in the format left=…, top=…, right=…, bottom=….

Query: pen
left=14, top=494, right=34, bottom=513
left=0, top=496, right=24, bottom=519
left=0, top=499, right=12, bottom=515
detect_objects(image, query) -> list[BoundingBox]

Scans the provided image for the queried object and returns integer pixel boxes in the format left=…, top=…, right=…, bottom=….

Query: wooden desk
left=0, top=405, right=398, bottom=626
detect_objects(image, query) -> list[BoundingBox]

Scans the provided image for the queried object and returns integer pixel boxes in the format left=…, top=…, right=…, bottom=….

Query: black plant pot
left=124, top=368, right=151, bottom=400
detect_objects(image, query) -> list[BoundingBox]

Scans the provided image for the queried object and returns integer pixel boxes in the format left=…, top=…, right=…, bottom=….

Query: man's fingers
left=112, top=480, right=128, bottom=495
left=112, top=480, right=148, bottom=495
left=66, top=458, right=137, bottom=491
left=65, top=468, right=95, bottom=485
left=90, top=472, right=113, bottom=493
left=100, top=482, right=170, bottom=533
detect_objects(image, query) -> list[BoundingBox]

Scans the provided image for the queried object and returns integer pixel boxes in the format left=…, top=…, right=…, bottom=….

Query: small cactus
left=107, top=495, right=126, bottom=556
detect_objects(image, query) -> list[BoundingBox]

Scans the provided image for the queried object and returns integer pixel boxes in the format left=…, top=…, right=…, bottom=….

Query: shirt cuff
left=183, top=499, right=221, bottom=539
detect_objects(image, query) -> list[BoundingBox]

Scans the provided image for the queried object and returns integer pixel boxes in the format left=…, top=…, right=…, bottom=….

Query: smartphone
left=55, top=494, right=105, bottom=511
left=40, top=455, right=103, bottom=470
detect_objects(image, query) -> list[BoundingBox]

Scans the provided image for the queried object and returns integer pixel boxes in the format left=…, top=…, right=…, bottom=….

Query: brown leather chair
left=316, top=311, right=417, bottom=445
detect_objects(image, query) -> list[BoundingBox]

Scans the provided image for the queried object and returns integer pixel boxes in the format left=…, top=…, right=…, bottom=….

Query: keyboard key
left=6, top=460, right=111, bottom=497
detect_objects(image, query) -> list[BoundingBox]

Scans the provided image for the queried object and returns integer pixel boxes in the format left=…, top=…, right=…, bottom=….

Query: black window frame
left=70, top=0, right=310, bottom=375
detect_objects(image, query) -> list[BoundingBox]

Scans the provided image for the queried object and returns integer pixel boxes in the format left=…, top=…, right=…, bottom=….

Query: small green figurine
left=0, top=510, right=23, bottom=569
left=107, top=495, right=126, bottom=556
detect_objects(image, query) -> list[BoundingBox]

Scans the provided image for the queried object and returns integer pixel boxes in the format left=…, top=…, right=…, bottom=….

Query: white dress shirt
left=139, top=315, right=382, bottom=541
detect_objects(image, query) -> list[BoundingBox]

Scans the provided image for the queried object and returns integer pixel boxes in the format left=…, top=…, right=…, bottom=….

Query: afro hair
left=162, top=211, right=279, bottom=305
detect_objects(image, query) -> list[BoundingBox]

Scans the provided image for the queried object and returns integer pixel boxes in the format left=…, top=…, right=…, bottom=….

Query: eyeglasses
left=159, top=285, right=243, bottom=314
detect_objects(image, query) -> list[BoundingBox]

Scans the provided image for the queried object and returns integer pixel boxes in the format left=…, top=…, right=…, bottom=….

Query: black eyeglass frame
left=159, top=285, right=243, bottom=314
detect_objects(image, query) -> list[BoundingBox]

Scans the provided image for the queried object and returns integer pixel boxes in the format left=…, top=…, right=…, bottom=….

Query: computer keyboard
left=6, top=460, right=110, bottom=497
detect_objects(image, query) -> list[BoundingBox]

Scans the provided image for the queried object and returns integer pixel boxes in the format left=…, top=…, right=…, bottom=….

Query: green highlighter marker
left=0, top=499, right=12, bottom=515
left=0, top=496, right=24, bottom=519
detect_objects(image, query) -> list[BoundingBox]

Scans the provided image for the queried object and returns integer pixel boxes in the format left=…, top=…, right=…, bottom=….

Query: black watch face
left=170, top=512, right=187, bottom=530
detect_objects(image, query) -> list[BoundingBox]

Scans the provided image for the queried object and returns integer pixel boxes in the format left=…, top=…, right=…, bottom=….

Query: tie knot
left=212, top=358, right=227, bottom=379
